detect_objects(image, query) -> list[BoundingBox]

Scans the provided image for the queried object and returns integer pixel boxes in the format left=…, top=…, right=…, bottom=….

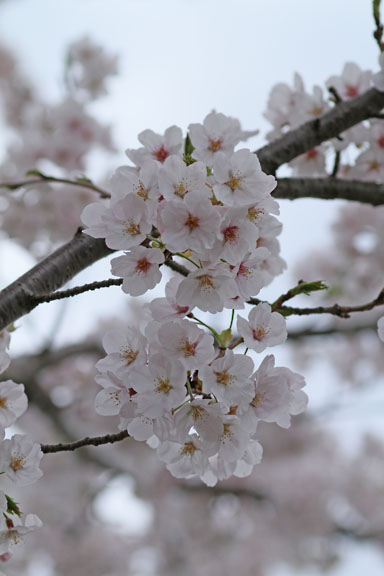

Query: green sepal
left=216, top=328, right=232, bottom=348
left=6, top=495, right=22, bottom=517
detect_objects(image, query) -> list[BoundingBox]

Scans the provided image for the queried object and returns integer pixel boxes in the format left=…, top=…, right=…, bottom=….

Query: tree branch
left=257, top=87, right=384, bottom=174
left=34, top=278, right=123, bottom=304
left=41, top=430, right=129, bottom=454
left=0, top=229, right=112, bottom=331
left=274, top=177, right=384, bottom=205
left=0, top=174, right=111, bottom=199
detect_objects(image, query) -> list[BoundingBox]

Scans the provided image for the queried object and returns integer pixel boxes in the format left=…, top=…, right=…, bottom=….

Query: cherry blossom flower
left=0, top=514, right=42, bottom=556
left=188, top=111, right=242, bottom=166
left=173, top=398, right=225, bottom=442
left=132, top=354, right=187, bottom=418
left=175, top=265, right=238, bottom=313
left=150, top=277, right=194, bottom=322
left=159, top=195, right=221, bottom=254
left=94, top=372, right=131, bottom=416
left=158, top=155, right=208, bottom=201
left=237, top=302, right=287, bottom=352
left=0, top=435, right=43, bottom=486
left=96, top=327, right=148, bottom=378
left=0, top=381, right=28, bottom=428
left=126, top=126, right=183, bottom=166
left=152, top=319, right=215, bottom=371
left=200, top=350, right=254, bottom=410
left=111, top=246, right=164, bottom=296
left=233, top=248, right=270, bottom=300
left=82, top=193, right=151, bottom=250
left=246, top=355, right=307, bottom=429
left=157, top=434, right=213, bottom=479
left=326, top=62, right=372, bottom=100
left=213, top=149, right=276, bottom=206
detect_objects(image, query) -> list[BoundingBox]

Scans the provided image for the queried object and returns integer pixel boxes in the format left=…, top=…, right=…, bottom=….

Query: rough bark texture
left=1, top=87, right=384, bottom=330
left=274, top=178, right=384, bottom=205
left=0, top=230, right=112, bottom=330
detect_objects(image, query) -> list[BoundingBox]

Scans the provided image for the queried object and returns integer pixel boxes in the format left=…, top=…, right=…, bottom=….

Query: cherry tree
left=0, top=1, right=384, bottom=575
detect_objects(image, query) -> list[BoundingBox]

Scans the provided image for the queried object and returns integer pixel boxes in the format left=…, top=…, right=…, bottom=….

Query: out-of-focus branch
left=274, top=178, right=384, bottom=206
left=41, top=430, right=129, bottom=454
left=0, top=173, right=111, bottom=199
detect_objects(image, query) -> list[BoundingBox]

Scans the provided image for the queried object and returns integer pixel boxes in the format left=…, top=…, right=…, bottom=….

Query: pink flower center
left=156, top=378, right=173, bottom=394
left=181, top=441, right=198, bottom=456
left=223, top=225, right=239, bottom=244
left=306, top=148, right=318, bottom=160
left=121, top=346, right=138, bottom=364
left=0, top=397, right=7, bottom=408
left=252, top=326, right=269, bottom=341
left=10, top=454, right=26, bottom=472
left=208, top=138, right=223, bottom=152
left=216, top=371, right=234, bottom=386
left=345, top=85, right=359, bottom=98
left=180, top=339, right=197, bottom=357
left=154, top=146, right=169, bottom=162
left=135, top=258, right=151, bottom=275
left=378, top=136, right=384, bottom=149
left=185, top=214, right=200, bottom=231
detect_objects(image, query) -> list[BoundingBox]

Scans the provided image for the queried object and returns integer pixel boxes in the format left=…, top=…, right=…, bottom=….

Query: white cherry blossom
left=237, top=302, right=287, bottom=352
left=159, top=195, right=221, bottom=254
left=0, top=435, right=43, bottom=486
left=158, top=155, right=208, bottom=201
left=153, top=319, right=216, bottom=370
left=199, top=350, right=254, bottom=410
left=0, top=381, right=28, bottom=428
left=213, top=149, right=276, bottom=206
left=126, top=126, right=183, bottom=166
left=0, top=514, right=42, bottom=556
left=96, top=327, right=148, bottom=378
left=189, top=111, right=242, bottom=166
left=175, top=264, right=238, bottom=313
left=111, top=246, right=164, bottom=296
left=132, top=354, right=187, bottom=418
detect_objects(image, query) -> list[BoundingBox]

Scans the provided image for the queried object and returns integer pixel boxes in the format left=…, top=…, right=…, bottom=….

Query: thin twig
left=41, top=430, right=129, bottom=454
left=330, top=150, right=341, bottom=178
left=279, top=288, right=384, bottom=319
left=373, top=0, right=384, bottom=52
left=0, top=174, right=111, bottom=199
left=34, top=278, right=123, bottom=304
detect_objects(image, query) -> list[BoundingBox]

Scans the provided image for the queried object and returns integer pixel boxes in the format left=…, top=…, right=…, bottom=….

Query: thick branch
left=274, top=177, right=384, bottom=205
left=0, top=229, right=112, bottom=331
left=257, top=87, right=384, bottom=174
left=41, top=430, right=129, bottom=454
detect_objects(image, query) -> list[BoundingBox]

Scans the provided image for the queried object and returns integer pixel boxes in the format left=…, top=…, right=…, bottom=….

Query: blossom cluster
left=0, top=330, right=43, bottom=560
left=82, top=112, right=308, bottom=484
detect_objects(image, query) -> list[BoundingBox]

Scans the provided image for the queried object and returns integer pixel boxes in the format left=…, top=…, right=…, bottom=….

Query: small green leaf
left=25, top=169, right=44, bottom=177
left=217, top=328, right=233, bottom=348
left=184, top=133, right=195, bottom=156
left=5, top=495, right=21, bottom=517
left=291, top=280, right=328, bottom=297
